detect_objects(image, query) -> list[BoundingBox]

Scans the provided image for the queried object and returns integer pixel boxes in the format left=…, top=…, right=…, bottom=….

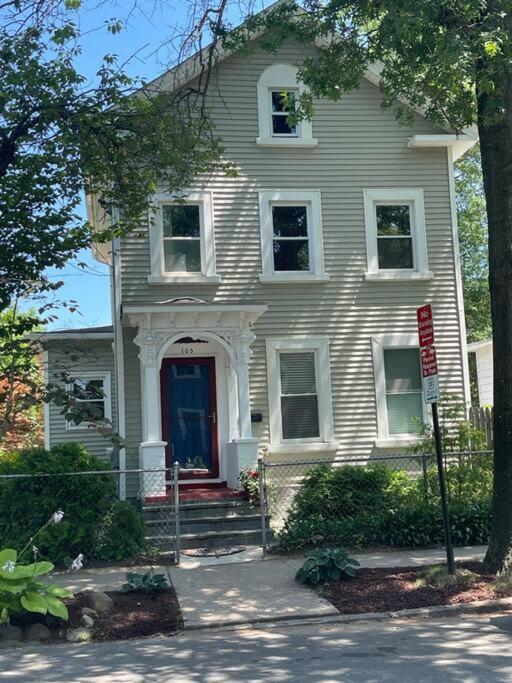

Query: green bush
left=95, top=501, right=146, bottom=561
left=278, top=460, right=492, bottom=551
left=0, top=443, right=145, bottom=565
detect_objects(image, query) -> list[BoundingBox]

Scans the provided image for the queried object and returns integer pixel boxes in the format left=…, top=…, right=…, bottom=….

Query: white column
left=230, top=330, right=259, bottom=480
left=133, top=330, right=167, bottom=498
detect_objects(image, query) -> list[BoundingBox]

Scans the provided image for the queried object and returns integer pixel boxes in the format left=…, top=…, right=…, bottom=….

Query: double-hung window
left=266, top=338, right=336, bottom=452
left=279, top=351, right=319, bottom=439
left=163, top=204, right=201, bottom=273
left=148, top=192, right=219, bottom=284
left=363, top=189, right=432, bottom=280
left=259, top=190, right=327, bottom=282
left=372, top=334, right=427, bottom=445
left=66, top=372, right=112, bottom=430
left=270, top=90, right=298, bottom=137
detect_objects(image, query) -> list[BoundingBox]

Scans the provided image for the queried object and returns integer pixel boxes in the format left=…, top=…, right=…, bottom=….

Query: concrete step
left=143, top=499, right=259, bottom=521
left=146, top=528, right=262, bottom=550
left=146, top=513, right=262, bottom=536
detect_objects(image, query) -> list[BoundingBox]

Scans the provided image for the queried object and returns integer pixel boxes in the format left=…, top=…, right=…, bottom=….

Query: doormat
left=181, top=546, right=246, bottom=557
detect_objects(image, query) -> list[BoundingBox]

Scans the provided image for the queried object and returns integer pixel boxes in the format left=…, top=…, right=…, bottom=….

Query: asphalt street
left=1, top=612, right=512, bottom=682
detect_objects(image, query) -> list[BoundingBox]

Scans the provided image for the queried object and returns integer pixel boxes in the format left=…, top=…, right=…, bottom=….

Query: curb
left=182, top=596, right=512, bottom=632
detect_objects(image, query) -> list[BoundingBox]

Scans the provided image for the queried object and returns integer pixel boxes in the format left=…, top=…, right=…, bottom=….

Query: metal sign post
left=417, top=305, right=455, bottom=575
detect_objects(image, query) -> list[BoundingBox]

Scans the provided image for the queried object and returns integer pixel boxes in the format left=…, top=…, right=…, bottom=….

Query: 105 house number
left=180, top=346, right=195, bottom=355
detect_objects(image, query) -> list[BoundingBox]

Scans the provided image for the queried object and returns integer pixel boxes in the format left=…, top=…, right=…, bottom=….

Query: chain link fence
left=259, top=451, right=494, bottom=551
left=0, top=467, right=180, bottom=568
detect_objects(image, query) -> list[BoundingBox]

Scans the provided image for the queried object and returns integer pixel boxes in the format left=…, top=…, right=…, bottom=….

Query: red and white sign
left=420, top=346, right=438, bottom=378
left=416, top=304, right=435, bottom=348
left=417, top=305, right=439, bottom=404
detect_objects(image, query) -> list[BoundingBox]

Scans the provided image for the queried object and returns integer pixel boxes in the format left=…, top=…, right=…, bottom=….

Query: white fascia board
left=124, top=303, right=268, bottom=315
left=30, top=332, right=114, bottom=341
left=408, top=134, right=478, bottom=160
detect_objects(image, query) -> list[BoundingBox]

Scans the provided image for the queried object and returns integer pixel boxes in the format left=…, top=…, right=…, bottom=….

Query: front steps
left=143, top=497, right=264, bottom=550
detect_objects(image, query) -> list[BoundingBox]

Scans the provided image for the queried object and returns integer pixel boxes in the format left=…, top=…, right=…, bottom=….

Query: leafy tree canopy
left=455, top=146, right=491, bottom=343
left=0, top=0, right=231, bottom=310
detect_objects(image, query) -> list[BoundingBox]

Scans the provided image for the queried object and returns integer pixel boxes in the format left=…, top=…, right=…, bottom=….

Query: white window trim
left=371, top=334, right=428, bottom=447
left=148, top=191, right=220, bottom=284
left=65, top=371, right=112, bottom=431
left=266, top=337, right=336, bottom=449
left=363, top=189, right=433, bottom=281
left=258, top=190, right=328, bottom=282
left=256, top=64, right=317, bottom=147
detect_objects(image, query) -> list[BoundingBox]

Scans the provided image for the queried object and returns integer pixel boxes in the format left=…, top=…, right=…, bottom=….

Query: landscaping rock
left=26, top=623, right=51, bottom=642
left=87, top=591, right=113, bottom=613
left=81, top=614, right=94, bottom=628
left=80, top=607, right=98, bottom=619
left=66, top=627, right=91, bottom=643
left=0, top=625, right=22, bottom=641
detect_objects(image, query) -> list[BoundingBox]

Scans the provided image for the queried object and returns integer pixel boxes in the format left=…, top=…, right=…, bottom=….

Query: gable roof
left=143, top=0, right=477, bottom=156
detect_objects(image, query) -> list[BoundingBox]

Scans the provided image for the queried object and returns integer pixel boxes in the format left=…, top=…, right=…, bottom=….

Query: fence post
left=258, top=457, right=267, bottom=553
left=173, top=462, right=180, bottom=566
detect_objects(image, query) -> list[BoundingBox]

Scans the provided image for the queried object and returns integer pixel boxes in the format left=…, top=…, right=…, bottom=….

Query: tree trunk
left=478, top=66, right=512, bottom=573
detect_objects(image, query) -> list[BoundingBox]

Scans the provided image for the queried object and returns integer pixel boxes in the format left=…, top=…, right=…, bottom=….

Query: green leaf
left=45, top=596, right=69, bottom=620
left=46, top=585, right=74, bottom=599
left=21, top=592, right=48, bottom=615
left=0, top=579, right=27, bottom=594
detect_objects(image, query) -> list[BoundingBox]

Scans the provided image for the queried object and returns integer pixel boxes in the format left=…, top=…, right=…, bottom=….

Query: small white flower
left=69, top=553, right=83, bottom=572
left=2, top=560, right=15, bottom=574
left=50, top=510, right=64, bottom=525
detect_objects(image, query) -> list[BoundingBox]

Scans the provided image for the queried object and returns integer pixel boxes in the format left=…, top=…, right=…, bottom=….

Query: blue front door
left=161, top=357, right=219, bottom=477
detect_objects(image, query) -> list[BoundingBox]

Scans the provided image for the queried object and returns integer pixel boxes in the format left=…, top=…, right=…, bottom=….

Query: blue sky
left=41, top=0, right=270, bottom=329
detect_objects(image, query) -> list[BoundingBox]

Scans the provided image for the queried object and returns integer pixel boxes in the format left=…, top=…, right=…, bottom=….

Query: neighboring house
left=468, top=339, right=493, bottom=407
left=43, top=23, right=477, bottom=502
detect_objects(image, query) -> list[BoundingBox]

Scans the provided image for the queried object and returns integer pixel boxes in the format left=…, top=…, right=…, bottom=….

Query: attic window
left=256, top=64, right=317, bottom=148
left=270, top=90, right=298, bottom=136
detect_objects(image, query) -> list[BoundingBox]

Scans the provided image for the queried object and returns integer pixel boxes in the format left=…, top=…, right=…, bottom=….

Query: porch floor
left=145, top=485, right=242, bottom=504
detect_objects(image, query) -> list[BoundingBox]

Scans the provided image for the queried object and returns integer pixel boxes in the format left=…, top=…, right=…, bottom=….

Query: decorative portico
left=125, top=299, right=267, bottom=496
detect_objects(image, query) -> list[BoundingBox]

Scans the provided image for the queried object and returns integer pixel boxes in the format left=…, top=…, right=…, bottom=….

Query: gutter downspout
left=111, top=235, right=126, bottom=499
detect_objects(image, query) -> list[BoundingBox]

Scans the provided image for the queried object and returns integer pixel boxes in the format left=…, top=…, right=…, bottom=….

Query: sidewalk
left=53, top=545, right=488, bottom=629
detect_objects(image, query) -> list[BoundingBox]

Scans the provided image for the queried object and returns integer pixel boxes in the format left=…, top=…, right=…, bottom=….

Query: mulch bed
left=66, top=589, right=183, bottom=641
left=321, top=562, right=508, bottom=614
left=11, top=588, right=183, bottom=643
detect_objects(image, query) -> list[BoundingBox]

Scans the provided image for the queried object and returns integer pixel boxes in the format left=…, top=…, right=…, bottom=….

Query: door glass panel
left=166, top=362, right=214, bottom=471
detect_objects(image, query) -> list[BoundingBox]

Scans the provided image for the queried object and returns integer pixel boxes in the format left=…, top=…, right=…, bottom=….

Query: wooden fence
left=468, top=405, right=494, bottom=449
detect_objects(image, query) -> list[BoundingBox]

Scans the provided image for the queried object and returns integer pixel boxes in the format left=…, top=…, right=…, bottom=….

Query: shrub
left=0, top=443, right=145, bottom=564
left=95, top=501, right=146, bottom=561
left=295, top=547, right=360, bottom=585
left=278, top=460, right=492, bottom=551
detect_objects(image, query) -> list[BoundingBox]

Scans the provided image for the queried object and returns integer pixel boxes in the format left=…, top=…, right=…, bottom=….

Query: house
left=468, top=339, right=493, bottom=406
left=43, top=20, right=477, bottom=513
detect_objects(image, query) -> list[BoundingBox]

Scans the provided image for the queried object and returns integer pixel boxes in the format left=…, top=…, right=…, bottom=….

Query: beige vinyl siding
left=47, top=340, right=116, bottom=462
left=119, top=39, right=466, bottom=461
left=474, top=344, right=493, bottom=407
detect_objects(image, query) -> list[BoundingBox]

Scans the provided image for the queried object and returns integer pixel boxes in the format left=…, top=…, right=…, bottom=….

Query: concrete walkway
left=52, top=545, right=487, bottom=629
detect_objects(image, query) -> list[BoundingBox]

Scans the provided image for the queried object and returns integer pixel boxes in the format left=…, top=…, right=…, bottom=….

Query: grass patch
left=416, top=564, right=478, bottom=589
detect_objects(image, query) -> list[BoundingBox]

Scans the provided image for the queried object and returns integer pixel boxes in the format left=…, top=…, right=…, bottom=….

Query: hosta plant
left=0, top=549, right=73, bottom=624
left=295, top=547, right=360, bottom=585
left=121, top=570, right=168, bottom=593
